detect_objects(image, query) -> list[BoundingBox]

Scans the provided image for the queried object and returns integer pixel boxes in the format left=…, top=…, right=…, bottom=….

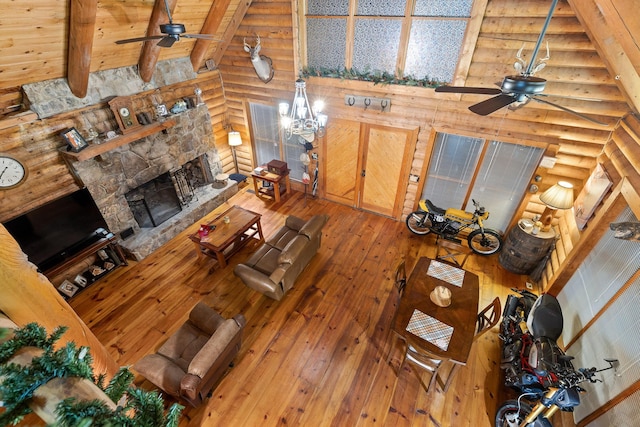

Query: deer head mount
left=243, top=35, right=274, bottom=84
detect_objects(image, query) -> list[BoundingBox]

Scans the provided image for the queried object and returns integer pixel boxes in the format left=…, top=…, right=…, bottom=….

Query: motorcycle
left=496, top=289, right=619, bottom=426
left=499, top=290, right=573, bottom=397
left=405, top=199, right=503, bottom=255
left=495, top=359, right=619, bottom=427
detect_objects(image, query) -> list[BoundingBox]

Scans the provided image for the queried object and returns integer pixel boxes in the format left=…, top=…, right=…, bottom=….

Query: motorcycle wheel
left=468, top=229, right=503, bottom=255
left=406, top=211, right=432, bottom=235
left=495, top=400, right=534, bottom=427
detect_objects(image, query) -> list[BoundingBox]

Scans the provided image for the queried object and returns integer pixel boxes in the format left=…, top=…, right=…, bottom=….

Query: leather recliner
left=133, top=302, right=245, bottom=407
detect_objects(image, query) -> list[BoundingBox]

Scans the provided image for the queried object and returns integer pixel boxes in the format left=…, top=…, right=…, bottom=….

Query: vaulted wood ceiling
left=0, top=0, right=638, bottom=116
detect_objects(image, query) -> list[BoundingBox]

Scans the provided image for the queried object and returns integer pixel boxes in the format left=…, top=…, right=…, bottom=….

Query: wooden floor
left=70, top=186, right=535, bottom=426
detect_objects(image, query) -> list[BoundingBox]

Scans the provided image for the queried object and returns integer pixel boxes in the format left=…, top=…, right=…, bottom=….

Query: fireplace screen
left=125, top=172, right=182, bottom=228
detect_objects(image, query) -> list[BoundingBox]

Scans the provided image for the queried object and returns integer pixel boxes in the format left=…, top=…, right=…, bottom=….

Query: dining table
left=391, top=256, right=480, bottom=368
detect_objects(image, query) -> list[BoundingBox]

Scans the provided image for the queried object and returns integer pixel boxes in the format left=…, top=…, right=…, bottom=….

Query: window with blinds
left=556, top=206, right=640, bottom=424
left=248, top=102, right=306, bottom=182
left=421, top=132, right=543, bottom=233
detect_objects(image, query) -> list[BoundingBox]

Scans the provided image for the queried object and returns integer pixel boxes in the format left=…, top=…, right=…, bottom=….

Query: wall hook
left=381, top=99, right=388, bottom=112
left=347, top=96, right=356, bottom=106
left=364, top=98, right=371, bottom=110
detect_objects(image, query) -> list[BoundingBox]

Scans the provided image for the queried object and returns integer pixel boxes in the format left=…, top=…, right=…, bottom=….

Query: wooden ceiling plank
left=568, top=0, right=640, bottom=114
left=67, top=0, right=98, bottom=98
left=138, top=0, right=178, bottom=83
left=190, top=0, right=233, bottom=72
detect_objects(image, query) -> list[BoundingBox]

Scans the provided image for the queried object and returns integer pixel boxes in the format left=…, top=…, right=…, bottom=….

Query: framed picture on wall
left=574, top=163, right=613, bottom=230
left=61, top=127, right=89, bottom=152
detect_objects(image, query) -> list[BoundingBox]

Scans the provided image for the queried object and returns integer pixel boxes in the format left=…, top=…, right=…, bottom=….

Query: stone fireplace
left=67, top=105, right=238, bottom=260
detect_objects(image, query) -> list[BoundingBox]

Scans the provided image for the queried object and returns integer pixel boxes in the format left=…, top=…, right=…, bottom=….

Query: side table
left=250, top=171, right=291, bottom=203
left=499, top=221, right=556, bottom=275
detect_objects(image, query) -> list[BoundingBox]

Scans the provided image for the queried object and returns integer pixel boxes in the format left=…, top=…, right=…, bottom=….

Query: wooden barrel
left=499, top=224, right=556, bottom=275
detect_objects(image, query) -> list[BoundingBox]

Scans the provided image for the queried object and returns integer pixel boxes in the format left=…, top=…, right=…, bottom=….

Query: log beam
left=567, top=0, right=640, bottom=114
left=210, top=0, right=254, bottom=67
left=0, top=224, right=118, bottom=378
left=138, top=0, right=178, bottom=82
left=190, top=0, right=232, bottom=72
left=67, top=0, right=98, bottom=98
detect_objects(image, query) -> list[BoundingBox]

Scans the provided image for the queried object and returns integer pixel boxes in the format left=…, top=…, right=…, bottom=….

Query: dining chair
left=400, top=335, right=456, bottom=393
left=394, top=260, right=407, bottom=295
left=435, top=238, right=472, bottom=268
left=475, top=296, right=501, bottom=339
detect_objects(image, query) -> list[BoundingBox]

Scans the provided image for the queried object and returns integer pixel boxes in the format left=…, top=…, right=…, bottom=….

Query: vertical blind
left=249, top=103, right=280, bottom=167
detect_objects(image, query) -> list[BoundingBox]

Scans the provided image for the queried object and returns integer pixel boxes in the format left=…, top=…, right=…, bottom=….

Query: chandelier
left=279, top=79, right=328, bottom=141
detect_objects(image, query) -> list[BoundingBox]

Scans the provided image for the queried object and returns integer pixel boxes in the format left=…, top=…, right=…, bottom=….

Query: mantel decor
left=61, top=127, right=89, bottom=153
left=108, top=96, right=141, bottom=135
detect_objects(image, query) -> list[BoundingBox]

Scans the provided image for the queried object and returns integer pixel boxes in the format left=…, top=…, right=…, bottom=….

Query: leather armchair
left=133, top=302, right=245, bottom=407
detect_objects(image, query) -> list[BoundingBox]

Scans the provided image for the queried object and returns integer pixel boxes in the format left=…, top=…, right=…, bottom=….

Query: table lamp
left=539, top=181, right=574, bottom=231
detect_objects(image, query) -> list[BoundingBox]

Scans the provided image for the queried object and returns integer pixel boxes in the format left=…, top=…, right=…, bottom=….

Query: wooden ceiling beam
left=568, top=0, right=640, bottom=114
left=210, top=0, right=254, bottom=67
left=190, top=0, right=233, bottom=72
left=138, top=0, right=178, bottom=83
left=67, top=0, right=98, bottom=98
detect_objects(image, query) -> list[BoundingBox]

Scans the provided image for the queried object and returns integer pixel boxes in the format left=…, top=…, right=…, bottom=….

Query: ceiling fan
left=115, top=0, right=219, bottom=48
left=435, top=0, right=606, bottom=126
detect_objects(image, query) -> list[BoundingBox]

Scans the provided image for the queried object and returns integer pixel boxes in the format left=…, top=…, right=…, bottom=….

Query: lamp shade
left=228, top=131, right=242, bottom=147
left=539, top=181, right=574, bottom=210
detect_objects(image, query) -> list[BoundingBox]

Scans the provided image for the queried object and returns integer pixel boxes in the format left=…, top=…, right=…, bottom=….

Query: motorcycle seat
left=425, top=200, right=446, bottom=216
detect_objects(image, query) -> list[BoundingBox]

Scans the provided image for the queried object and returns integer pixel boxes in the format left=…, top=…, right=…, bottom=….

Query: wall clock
left=0, top=155, right=28, bottom=189
left=108, top=96, right=141, bottom=135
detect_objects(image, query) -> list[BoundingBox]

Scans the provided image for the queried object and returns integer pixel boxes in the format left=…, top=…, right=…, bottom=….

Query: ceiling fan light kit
left=435, top=0, right=606, bottom=126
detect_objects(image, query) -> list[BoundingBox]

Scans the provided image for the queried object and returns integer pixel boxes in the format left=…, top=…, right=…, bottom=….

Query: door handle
left=361, top=169, right=366, bottom=177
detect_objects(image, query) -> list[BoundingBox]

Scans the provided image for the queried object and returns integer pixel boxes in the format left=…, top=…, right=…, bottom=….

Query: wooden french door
left=323, top=119, right=416, bottom=218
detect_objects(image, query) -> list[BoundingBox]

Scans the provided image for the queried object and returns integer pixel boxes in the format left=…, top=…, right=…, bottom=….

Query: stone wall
left=22, top=58, right=197, bottom=118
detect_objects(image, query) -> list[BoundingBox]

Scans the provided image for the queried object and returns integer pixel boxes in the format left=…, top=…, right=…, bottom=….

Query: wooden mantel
left=59, top=119, right=177, bottom=161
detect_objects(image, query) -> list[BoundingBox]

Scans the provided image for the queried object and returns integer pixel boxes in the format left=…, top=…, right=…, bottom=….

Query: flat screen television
left=3, top=188, right=111, bottom=272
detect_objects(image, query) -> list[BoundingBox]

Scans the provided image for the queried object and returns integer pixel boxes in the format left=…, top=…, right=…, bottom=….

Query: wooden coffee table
left=188, top=206, right=264, bottom=268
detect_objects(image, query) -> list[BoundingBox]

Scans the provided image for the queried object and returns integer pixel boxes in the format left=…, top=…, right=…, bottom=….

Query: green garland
left=301, top=66, right=445, bottom=88
left=0, top=323, right=183, bottom=427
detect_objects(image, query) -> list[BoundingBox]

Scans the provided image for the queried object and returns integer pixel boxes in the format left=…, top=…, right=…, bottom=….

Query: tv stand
left=44, top=233, right=127, bottom=299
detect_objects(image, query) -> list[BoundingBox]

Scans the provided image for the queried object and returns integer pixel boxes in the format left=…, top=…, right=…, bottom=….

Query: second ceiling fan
left=115, top=0, right=219, bottom=48
left=435, top=0, right=606, bottom=126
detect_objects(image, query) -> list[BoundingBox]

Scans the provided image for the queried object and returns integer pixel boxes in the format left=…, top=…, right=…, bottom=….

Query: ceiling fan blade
left=529, top=96, right=608, bottom=126
left=115, top=35, right=164, bottom=44
left=157, top=36, right=178, bottom=48
left=435, top=86, right=502, bottom=95
left=535, top=92, right=603, bottom=102
left=182, top=34, right=222, bottom=41
left=469, top=94, right=517, bottom=116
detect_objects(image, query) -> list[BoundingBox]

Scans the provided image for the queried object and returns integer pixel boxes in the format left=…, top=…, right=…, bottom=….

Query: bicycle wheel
left=468, top=229, right=503, bottom=255
left=495, top=400, right=535, bottom=427
left=406, top=211, right=432, bottom=235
